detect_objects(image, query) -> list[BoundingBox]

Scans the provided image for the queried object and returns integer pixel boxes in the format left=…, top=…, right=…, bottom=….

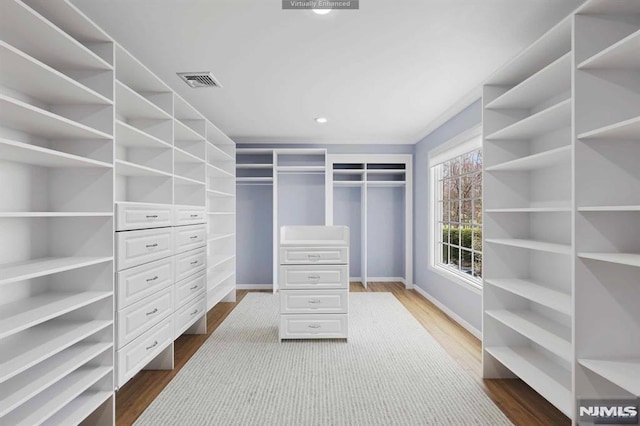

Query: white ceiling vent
left=177, top=72, right=222, bottom=88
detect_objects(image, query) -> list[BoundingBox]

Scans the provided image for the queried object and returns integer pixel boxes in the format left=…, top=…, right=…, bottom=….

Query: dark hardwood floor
left=116, top=283, right=569, bottom=426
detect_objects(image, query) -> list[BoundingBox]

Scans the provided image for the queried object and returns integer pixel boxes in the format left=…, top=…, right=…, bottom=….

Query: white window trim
left=428, top=125, right=482, bottom=295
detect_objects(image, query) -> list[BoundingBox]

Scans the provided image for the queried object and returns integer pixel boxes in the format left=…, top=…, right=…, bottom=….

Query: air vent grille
left=177, top=72, right=222, bottom=88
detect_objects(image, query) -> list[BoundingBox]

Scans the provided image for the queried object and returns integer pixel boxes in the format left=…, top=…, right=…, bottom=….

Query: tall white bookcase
left=482, top=0, right=640, bottom=422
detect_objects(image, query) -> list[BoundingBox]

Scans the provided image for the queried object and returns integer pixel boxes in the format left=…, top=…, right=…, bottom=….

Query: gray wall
left=367, top=186, right=405, bottom=278
left=333, top=186, right=362, bottom=277
left=413, top=99, right=483, bottom=332
left=236, top=184, right=273, bottom=285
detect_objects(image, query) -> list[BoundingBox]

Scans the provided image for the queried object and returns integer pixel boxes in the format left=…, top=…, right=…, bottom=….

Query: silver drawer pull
left=307, top=254, right=321, bottom=261
left=146, top=276, right=159, bottom=282
left=146, top=243, right=158, bottom=249
left=308, top=324, right=321, bottom=329
left=146, top=340, right=158, bottom=350
left=308, top=299, right=321, bottom=304
left=190, top=285, right=199, bottom=290
left=190, top=309, right=199, bottom=316
left=190, top=260, right=198, bottom=265
left=190, top=214, right=199, bottom=218
left=146, top=308, right=158, bottom=316
left=146, top=215, right=158, bottom=219
left=308, top=275, right=320, bottom=281
left=189, top=235, right=198, bottom=239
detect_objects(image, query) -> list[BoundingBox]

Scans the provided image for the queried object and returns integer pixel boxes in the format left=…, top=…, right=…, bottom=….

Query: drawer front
left=279, top=314, right=348, bottom=339
left=175, top=248, right=206, bottom=282
left=116, top=202, right=173, bottom=231
left=117, top=227, right=173, bottom=271
left=175, top=271, right=206, bottom=309
left=279, top=265, right=348, bottom=290
left=117, top=257, right=173, bottom=309
left=280, top=247, right=348, bottom=265
left=117, top=287, right=173, bottom=348
left=174, top=295, right=206, bottom=338
left=174, top=224, right=207, bottom=254
left=117, top=317, right=173, bottom=387
left=280, top=290, right=348, bottom=314
left=174, top=206, right=206, bottom=226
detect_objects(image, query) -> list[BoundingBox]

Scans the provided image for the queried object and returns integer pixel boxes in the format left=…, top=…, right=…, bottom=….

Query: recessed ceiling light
left=315, top=117, right=328, bottom=124
left=312, top=8, right=332, bottom=15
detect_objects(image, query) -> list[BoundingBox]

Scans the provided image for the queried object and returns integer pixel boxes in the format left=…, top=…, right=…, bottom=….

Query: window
left=429, top=128, right=482, bottom=289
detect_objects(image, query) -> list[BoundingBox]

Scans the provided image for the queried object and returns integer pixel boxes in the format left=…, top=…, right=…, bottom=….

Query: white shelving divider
left=0, top=0, right=116, bottom=424
left=574, top=0, right=640, bottom=409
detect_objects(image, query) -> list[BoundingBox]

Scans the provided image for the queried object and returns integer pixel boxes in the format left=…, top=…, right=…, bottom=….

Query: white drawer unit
left=117, top=286, right=173, bottom=348
left=117, top=256, right=174, bottom=309
left=174, top=205, right=206, bottom=226
left=280, top=290, right=348, bottom=314
left=175, top=247, right=207, bottom=282
left=280, top=247, right=348, bottom=265
left=117, top=227, right=173, bottom=271
left=279, top=264, right=349, bottom=290
left=279, top=226, right=349, bottom=340
left=116, top=202, right=173, bottom=231
left=174, top=295, right=206, bottom=338
left=175, top=271, right=206, bottom=309
left=117, top=316, right=174, bottom=387
left=174, top=224, right=207, bottom=254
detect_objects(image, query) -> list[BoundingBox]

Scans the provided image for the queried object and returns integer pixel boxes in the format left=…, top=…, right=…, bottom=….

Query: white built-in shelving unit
left=482, top=0, right=640, bottom=421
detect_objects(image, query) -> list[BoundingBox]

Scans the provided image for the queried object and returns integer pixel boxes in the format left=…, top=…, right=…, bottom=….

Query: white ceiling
left=73, top=0, right=584, bottom=144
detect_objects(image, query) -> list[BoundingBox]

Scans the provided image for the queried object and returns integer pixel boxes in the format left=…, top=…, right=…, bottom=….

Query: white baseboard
left=236, top=284, right=273, bottom=290
left=412, top=285, right=481, bottom=340
left=349, top=276, right=362, bottom=282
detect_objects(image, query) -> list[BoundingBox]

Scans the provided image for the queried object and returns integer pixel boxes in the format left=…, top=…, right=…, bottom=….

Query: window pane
left=449, top=200, right=459, bottom=223
left=462, top=200, right=472, bottom=224
left=460, top=226, right=472, bottom=250
left=460, top=249, right=473, bottom=274
left=473, top=199, right=482, bottom=225
left=472, top=172, right=482, bottom=198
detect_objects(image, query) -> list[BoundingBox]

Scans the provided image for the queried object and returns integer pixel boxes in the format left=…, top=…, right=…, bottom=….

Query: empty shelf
left=0, top=139, right=112, bottom=169
left=486, top=99, right=571, bottom=140
left=578, top=29, right=640, bottom=70
left=578, top=205, right=640, bottom=212
left=175, top=147, right=205, bottom=164
left=485, top=238, right=571, bottom=255
left=115, top=120, right=171, bottom=149
left=174, top=119, right=204, bottom=142
left=277, top=166, right=326, bottom=173
left=0, top=212, right=113, bottom=218
left=0, top=291, right=112, bottom=339
left=236, top=164, right=273, bottom=169
left=115, top=160, right=172, bottom=178
left=334, top=181, right=364, bottom=187
left=486, top=346, right=572, bottom=417
left=578, top=252, right=640, bottom=268
left=209, top=271, right=235, bottom=289
left=208, top=233, right=236, bottom=242
left=578, top=358, right=640, bottom=396
left=207, top=141, right=235, bottom=161
left=367, top=181, right=406, bottom=187
left=486, top=207, right=571, bottom=213
left=208, top=164, right=235, bottom=178
left=236, top=177, right=272, bottom=183
left=174, top=175, right=205, bottom=186
left=206, top=189, right=235, bottom=197
left=485, top=146, right=570, bottom=171
left=578, top=116, right=640, bottom=140
left=41, top=390, right=112, bottom=426
left=0, top=256, right=113, bottom=286
left=208, top=255, right=235, bottom=269
left=486, top=309, right=571, bottom=361
left=485, top=278, right=571, bottom=315
left=115, top=80, right=171, bottom=121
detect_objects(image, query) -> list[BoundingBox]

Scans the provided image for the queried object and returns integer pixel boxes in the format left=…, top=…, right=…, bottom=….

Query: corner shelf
left=485, top=278, right=571, bottom=315
left=578, top=358, right=640, bottom=396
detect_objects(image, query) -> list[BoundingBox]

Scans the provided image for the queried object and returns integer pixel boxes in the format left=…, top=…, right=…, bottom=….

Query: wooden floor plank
left=115, top=284, right=570, bottom=426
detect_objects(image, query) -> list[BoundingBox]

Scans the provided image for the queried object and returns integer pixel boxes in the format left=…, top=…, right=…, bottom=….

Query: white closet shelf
left=333, top=181, right=364, bottom=187
left=366, top=169, right=406, bottom=174
left=486, top=207, right=571, bottom=213
left=208, top=233, right=236, bottom=242
left=486, top=309, right=571, bottom=361
left=578, top=252, right=640, bottom=268
left=207, top=141, right=235, bottom=161
left=0, top=341, right=112, bottom=416
left=175, top=119, right=205, bottom=142
left=208, top=255, right=236, bottom=269
left=578, top=116, right=640, bottom=140
left=486, top=99, right=571, bottom=141
left=367, top=181, right=406, bottom=187
left=236, top=164, right=273, bottom=169
left=0, top=291, right=112, bottom=340
left=0, top=256, right=113, bottom=286
left=236, top=177, right=272, bottom=183
left=208, top=164, right=235, bottom=178
left=236, top=148, right=273, bottom=154
left=207, top=212, right=234, bottom=216
left=485, top=278, right=571, bottom=315
left=115, top=45, right=171, bottom=94
left=486, top=53, right=572, bottom=110
left=174, top=95, right=204, bottom=122
left=277, top=166, right=326, bottom=172
left=206, top=189, right=235, bottom=197
left=578, top=29, right=640, bottom=70
left=1, top=366, right=112, bottom=426
left=209, top=271, right=235, bottom=289
left=0, top=212, right=113, bottom=218
left=1, top=0, right=113, bottom=72
left=115, top=160, right=172, bottom=178
left=42, top=390, right=112, bottom=426
left=174, top=175, right=206, bottom=186
left=578, top=358, right=640, bottom=397
left=485, top=346, right=572, bottom=417
left=333, top=170, right=364, bottom=175
left=115, top=80, right=172, bottom=121
left=485, top=146, right=570, bottom=172
left=0, top=320, right=112, bottom=383
left=0, top=139, right=112, bottom=169
left=0, top=41, right=112, bottom=106
left=174, top=147, right=205, bottom=164
left=485, top=238, right=571, bottom=255
left=0, top=94, right=112, bottom=140
left=115, top=120, right=172, bottom=150
left=578, top=205, right=640, bottom=212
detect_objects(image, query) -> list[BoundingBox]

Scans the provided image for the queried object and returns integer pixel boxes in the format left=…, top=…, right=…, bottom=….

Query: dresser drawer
left=174, top=224, right=206, bottom=254
left=174, top=206, right=206, bottom=226
left=117, top=286, right=173, bottom=348
left=280, top=290, right=348, bottom=314
left=175, top=247, right=206, bottom=282
left=117, top=257, right=173, bottom=309
left=117, top=317, right=173, bottom=387
left=174, top=295, right=206, bottom=338
left=116, top=202, right=173, bottom=231
left=279, top=264, right=348, bottom=290
left=280, top=247, right=348, bottom=265
left=116, top=227, right=173, bottom=271
left=279, top=314, right=348, bottom=339
left=175, top=271, right=206, bottom=309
